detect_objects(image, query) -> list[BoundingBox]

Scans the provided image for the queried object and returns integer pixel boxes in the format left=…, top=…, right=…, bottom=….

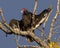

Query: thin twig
left=37, top=28, right=45, bottom=36
left=32, top=0, right=38, bottom=28
left=47, top=0, right=60, bottom=41
left=0, top=8, right=5, bottom=22
left=0, top=22, right=12, bottom=34
left=14, top=35, right=20, bottom=47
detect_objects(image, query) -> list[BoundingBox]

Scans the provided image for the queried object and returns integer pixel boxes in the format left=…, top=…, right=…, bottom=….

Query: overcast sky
left=0, top=0, right=58, bottom=48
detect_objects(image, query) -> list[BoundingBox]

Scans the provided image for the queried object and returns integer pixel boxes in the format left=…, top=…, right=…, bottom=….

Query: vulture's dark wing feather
left=33, top=8, right=52, bottom=29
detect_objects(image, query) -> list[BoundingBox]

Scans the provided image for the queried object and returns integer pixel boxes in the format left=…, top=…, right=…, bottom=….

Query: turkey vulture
left=21, top=8, right=33, bottom=31
left=20, top=8, right=52, bottom=42
left=21, top=8, right=52, bottom=30
left=21, top=8, right=34, bottom=42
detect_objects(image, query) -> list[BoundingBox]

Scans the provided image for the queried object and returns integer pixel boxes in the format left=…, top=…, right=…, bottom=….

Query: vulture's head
left=21, top=8, right=27, bottom=14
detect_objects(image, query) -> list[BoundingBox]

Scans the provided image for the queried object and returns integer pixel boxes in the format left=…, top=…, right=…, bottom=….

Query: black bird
left=9, top=19, right=20, bottom=33
left=21, top=8, right=34, bottom=42
left=21, top=8, right=52, bottom=30
left=9, top=19, right=34, bottom=42
left=21, top=8, right=33, bottom=31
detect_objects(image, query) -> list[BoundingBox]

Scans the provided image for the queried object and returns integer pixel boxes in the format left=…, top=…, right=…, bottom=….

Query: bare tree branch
left=14, top=35, right=20, bottom=47
left=47, top=0, right=60, bottom=41
left=0, top=22, right=12, bottom=34
left=0, top=23, right=49, bottom=48
left=27, top=30, right=49, bottom=48
left=37, top=28, right=45, bottom=37
left=0, top=8, right=6, bottom=22
left=17, top=46, right=40, bottom=48
left=32, top=0, right=38, bottom=28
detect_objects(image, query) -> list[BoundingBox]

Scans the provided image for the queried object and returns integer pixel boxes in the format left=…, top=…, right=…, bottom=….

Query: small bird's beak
left=21, top=10, right=23, bottom=13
